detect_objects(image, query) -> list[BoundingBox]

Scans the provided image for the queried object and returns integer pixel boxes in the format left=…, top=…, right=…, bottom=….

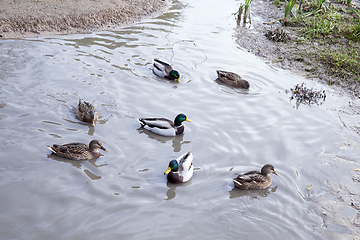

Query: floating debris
left=265, top=27, right=290, bottom=42
left=285, top=83, right=326, bottom=108
left=307, top=184, right=312, bottom=190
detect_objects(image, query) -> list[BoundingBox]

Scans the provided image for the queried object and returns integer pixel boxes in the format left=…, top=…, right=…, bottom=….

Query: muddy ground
left=235, top=0, right=360, bottom=98
left=0, top=0, right=169, bottom=38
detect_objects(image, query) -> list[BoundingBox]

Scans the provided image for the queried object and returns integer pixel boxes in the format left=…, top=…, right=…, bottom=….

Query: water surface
left=1, top=0, right=360, bottom=239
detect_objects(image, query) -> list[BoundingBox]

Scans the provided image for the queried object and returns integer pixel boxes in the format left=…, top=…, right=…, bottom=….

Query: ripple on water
left=0, top=0, right=355, bottom=239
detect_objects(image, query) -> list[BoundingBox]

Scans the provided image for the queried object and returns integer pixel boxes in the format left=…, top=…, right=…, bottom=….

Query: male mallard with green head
left=164, top=151, right=193, bottom=183
left=216, top=70, right=250, bottom=89
left=47, top=139, right=107, bottom=160
left=76, top=99, right=98, bottom=126
left=233, top=164, right=279, bottom=190
left=153, top=59, right=180, bottom=82
left=138, top=113, right=191, bottom=137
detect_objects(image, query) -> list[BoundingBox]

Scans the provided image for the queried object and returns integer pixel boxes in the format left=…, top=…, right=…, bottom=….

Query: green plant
left=303, top=12, right=335, bottom=37
left=285, top=0, right=297, bottom=24
left=274, top=0, right=282, bottom=8
left=243, top=0, right=254, bottom=24
left=349, top=8, right=360, bottom=40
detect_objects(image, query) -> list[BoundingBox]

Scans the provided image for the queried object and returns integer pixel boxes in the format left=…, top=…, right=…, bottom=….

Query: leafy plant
left=234, top=0, right=253, bottom=24
left=284, top=0, right=297, bottom=23
left=244, top=0, right=254, bottom=24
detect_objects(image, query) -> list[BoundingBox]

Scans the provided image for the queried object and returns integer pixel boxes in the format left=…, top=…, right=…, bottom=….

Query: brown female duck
left=233, top=164, right=279, bottom=190
left=216, top=70, right=250, bottom=89
left=47, top=139, right=107, bottom=160
left=76, top=99, right=98, bottom=126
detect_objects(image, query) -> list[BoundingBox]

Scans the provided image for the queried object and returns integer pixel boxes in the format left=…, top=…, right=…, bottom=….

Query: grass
left=235, top=0, right=253, bottom=24
left=244, top=0, right=254, bottom=24
left=270, top=0, right=360, bottom=95
left=284, top=0, right=297, bottom=24
left=317, top=47, right=360, bottom=82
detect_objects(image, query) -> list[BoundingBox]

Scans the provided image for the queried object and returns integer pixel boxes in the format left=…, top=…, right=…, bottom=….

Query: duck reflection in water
left=229, top=186, right=278, bottom=199
left=137, top=128, right=191, bottom=152
left=165, top=180, right=193, bottom=200
left=47, top=154, right=107, bottom=180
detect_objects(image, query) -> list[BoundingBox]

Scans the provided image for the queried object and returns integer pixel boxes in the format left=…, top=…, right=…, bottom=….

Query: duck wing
left=177, top=151, right=194, bottom=182
left=54, top=142, right=88, bottom=154
left=237, top=170, right=266, bottom=183
left=77, top=99, right=94, bottom=112
left=138, top=117, right=174, bottom=129
left=216, top=70, right=240, bottom=82
left=216, top=70, right=249, bottom=89
left=178, top=151, right=193, bottom=172
left=154, top=59, right=173, bottom=75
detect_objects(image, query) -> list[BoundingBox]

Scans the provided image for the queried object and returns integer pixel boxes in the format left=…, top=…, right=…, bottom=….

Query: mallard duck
left=138, top=113, right=191, bottom=137
left=47, top=139, right=107, bottom=160
left=76, top=99, right=98, bottom=126
left=153, top=59, right=180, bottom=82
left=216, top=70, right=250, bottom=89
left=164, top=151, right=193, bottom=183
left=233, top=164, right=279, bottom=190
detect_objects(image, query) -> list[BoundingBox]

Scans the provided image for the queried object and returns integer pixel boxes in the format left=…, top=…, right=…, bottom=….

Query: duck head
left=174, top=113, right=191, bottom=127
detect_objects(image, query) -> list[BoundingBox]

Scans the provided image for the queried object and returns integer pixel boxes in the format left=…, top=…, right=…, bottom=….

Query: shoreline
left=234, top=0, right=360, bottom=99
left=0, top=0, right=170, bottom=39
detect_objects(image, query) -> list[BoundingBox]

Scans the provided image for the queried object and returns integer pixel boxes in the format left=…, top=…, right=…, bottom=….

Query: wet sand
left=0, top=0, right=169, bottom=38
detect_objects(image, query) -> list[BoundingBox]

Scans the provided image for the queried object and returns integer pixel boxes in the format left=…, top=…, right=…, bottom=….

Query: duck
left=233, top=164, right=279, bottom=190
left=164, top=151, right=193, bottom=183
left=76, top=99, right=98, bottom=126
left=47, top=139, right=107, bottom=160
left=216, top=70, right=250, bottom=89
left=138, top=113, right=191, bottom=137
left=153, top=59, right=180, bottom=82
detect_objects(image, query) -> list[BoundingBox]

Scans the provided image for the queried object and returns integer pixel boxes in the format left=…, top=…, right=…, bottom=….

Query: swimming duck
left=164, top=151, right=193, bottom=183
left=138, top=113, right=191, bottom=137
left=47, top=139, right=107, bottom=160
left=76, top=99, right=98, bottom=126
left=153, top=59, right=180, bottom=82
left=216, top=70, right=250, bottom=89
left=233, top=164, right=279, bottom=190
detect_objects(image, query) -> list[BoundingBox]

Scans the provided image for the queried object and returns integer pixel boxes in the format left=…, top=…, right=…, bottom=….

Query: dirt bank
left=235, top=0, right=360, bottom=98
left=0, top=0, right=169, bottom=38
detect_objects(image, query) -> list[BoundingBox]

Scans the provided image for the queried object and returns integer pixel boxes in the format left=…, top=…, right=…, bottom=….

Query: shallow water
left=1, top=0, right=360, bottom=239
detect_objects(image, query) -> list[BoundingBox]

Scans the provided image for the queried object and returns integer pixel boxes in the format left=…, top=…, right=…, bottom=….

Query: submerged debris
left=285, top=82, right=326, bottom=108
left=265, top=27, right=290, bottom=42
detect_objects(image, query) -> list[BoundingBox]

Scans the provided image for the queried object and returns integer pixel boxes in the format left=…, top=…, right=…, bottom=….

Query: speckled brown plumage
left=233, top=164, right=278, bottom=190
left=75, top=99, right=98, bottom=126
left=47, top=139, right=107, bottom=160
left=216, top=70, right=250, bottom=89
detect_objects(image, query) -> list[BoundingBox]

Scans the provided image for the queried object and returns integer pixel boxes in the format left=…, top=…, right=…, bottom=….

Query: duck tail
left=138, top=118, right=146, bottom=127
left=47, top=145, right=56, bottom=153
left=233, top=179, right=242, bottom=186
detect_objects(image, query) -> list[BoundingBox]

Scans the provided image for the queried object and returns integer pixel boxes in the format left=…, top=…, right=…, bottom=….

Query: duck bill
left=91, top=120, right=95, bottom=127
left=176, top=78, right=180, bottom=83
left=164, top=167, right=171, bottom=175
left=272, top=171, right=279, bottom=176
left=101, top=146, right=108, bottom=152
left=185, top=118, right=191, bottom=122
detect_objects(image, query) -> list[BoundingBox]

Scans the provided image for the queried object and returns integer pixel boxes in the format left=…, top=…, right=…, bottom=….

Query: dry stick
left=165, top=20, right=176, bottom=44
left=170, top=40, right=208, bottom=69
left=165, top=19, right=208, bottom=68
left=263, top=18, right=283, bottom=25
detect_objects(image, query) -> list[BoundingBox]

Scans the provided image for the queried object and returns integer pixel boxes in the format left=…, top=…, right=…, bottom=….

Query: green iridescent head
left=174, top=113, right=191, bottom=126
left=164, top=160, right=178, bottom=174
left=169, top=70, right=180, bottom=82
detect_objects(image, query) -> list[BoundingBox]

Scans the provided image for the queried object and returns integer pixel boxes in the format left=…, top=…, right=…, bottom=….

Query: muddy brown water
left=1, top=0, right=360, bottom=239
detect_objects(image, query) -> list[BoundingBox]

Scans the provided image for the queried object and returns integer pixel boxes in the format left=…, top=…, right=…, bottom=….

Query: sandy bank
left=0, top=0, right=169, bottom=38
